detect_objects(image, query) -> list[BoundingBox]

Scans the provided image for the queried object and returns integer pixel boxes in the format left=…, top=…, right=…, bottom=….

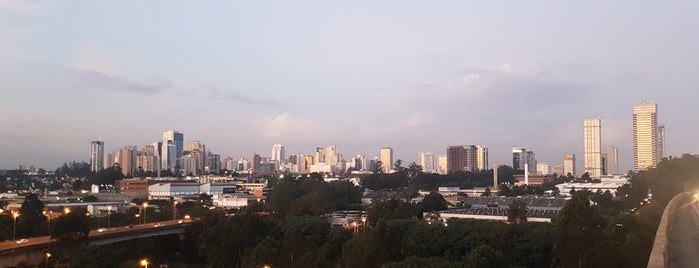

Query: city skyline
left=2, top=2, right=699, bottom=171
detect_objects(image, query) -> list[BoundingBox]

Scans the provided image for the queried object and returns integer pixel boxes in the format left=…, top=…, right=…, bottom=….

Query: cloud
left=209, top=89, right=278, bottom=105
left=257, top=113, right=329, bottom=144
left=71, top=69, right=170, bottom=94
left=0, top=0, right=48, bottom=12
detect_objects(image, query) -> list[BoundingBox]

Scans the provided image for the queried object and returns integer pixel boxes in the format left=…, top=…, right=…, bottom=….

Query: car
left=178, top=220, right=183, bottom=224
left=153, top=223, right=163, bottom=227
left=97, top=228, right=107, bottom=232
left=125, top=225, right=133, bottom=229
left=15, top=239, right=28, bottom=244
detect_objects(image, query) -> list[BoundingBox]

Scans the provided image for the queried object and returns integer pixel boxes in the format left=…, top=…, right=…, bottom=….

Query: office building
left=418, top=152, right=435, bottom=173
left=271, top=143, right=286, bottom=164
left=104, top=152, right=115, bottom=169
left=584, top=119, right=603, bottom=178
left=512, top=147, right=537, bottom=174
left=162, top=130, right=184, bottom=171
left=633, top=102, right=659, bottom=171
left=447, top=145, right=477, bottom=173
left=90, top=141, right=104, bottom=172
left=438, top=155, right=447, bottom=174
left=118, top=146, right=137, bottom=177
left=316, top=146, right=339, bottom=166
left=602, top=147, right=619, bottom=175
left=475, top=145, right=488, bottom=171
left=380, top=147, right=393, bottom=173
left=551, top=165, right=564, bottom=176
left=537, top=163, right=550, bottom=175
left=564, top=154, right=576, bottom=177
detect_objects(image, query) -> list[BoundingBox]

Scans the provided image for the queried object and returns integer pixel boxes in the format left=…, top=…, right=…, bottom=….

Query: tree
left=371, top=161, right=384, bottom=174
left=421, top=192, right=448, bottom=212
left=482, top=187, right=492, bottom=197
left=554, top=191, right=609, bottom=267
left=463, top=245, right=508, bottom=268
left=394, top=159, right=405, bottom=173
left=18, top=193, right=46, bottom=237
left=506, top=200, right=528, bottom=223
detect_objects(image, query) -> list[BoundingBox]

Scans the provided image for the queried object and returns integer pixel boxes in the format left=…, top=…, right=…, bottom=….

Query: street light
left=12, top=211, right=20, bottom=241
left=64, top=207, right=71, bottom=214
left=42, top=211, right=51, bottom=242
left=173, top=201, right=178, bottom=221
left=107, top=206, right=112, bottom=228
left=142, top=202, right=148, bottom=224
left=140, top=258, right=149, bottom=268
left=45, top=252, right=51, bottom=268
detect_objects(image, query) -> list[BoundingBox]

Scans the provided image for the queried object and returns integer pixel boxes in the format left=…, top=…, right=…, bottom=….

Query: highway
left=0, top=219, right=194, bottom=252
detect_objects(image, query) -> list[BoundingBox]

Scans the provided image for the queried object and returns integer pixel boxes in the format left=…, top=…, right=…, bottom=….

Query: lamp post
left=63, top=207, right=71, bottom=215
left=142, top=202, right=148, bottom=224
left=107, top=206, right=112, bottom=228
left=257, top=198, right=261, bottom=213
left=140, top=259, right=149, bottom=268
left=12, top=211, right=20, bottom=241
left=45, top=252, right=51, bottom=268
left=173, top=201, right=178, bottom=221
left=42, top=211, right=51, bottom=240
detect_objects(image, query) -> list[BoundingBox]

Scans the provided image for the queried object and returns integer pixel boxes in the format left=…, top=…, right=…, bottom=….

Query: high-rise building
left=564, top=154, right=576, bottom=176
left=118, top=146, right=137, bottom=177
left=447, top=145, right=477, bottom=173
left=536, top=163, right=550, bottom=175
left=512, top=147, right=527, bottom=170
left=602, top=146, right=619, bottom=175
left=351, top=155, right=366, bottom=171
left=162, top=130, right=184, bottom=171
left=475, top=145, right=488, bottom=171
left=438, top=155, right=447, bottom=174
left=551, top=165, right=564, bottom=176
left=584, top=119, right=603, bottom=178
left=90, top=141, right=104, bottom=172
left=271, top=144, right=286, bottom=164
left=300, top=155, right=314, bottom=173
left=418, top=152, right=435, bottom=173
left=251, top=154, right=262, bottom=171
left=512, top=147, right=536, bottom=174
left=380, top=147, right=394, bottom=173
left=186, top=141, right=201, bottom=152
left=633, top=102, right=659, bottom=171
left=104, top=152, right=115, bottom=169
left=316, top=146, right=339, bottom=166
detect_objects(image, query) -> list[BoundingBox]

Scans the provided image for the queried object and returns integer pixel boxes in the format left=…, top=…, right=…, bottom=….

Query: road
left=0, top=219, right=193, bottom=252
left=648, top=192, right=699, bottom=268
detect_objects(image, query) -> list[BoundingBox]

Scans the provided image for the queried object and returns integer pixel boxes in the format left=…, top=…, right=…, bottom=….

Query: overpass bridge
left=0, top=219, right=198, bottom=267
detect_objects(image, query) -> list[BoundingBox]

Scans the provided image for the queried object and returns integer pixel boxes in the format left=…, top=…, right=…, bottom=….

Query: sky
left=1, top=0, right=698, bottom=172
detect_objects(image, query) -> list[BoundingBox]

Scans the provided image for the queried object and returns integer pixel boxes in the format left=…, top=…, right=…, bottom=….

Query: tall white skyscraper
left=475, top=145, right=488, bottom=171
left=418, top=152, right=435, bottom=173
left=271, top=143, right=286, bottom=164
left=90, top=141, right=104, bottom=172
left=584, top=119, right=603, bottom=178
left=633, top=102, right=659, bottom=171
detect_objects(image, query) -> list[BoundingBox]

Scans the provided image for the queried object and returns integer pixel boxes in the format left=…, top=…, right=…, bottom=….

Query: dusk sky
left=1, top=1, right=698, bottom=172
